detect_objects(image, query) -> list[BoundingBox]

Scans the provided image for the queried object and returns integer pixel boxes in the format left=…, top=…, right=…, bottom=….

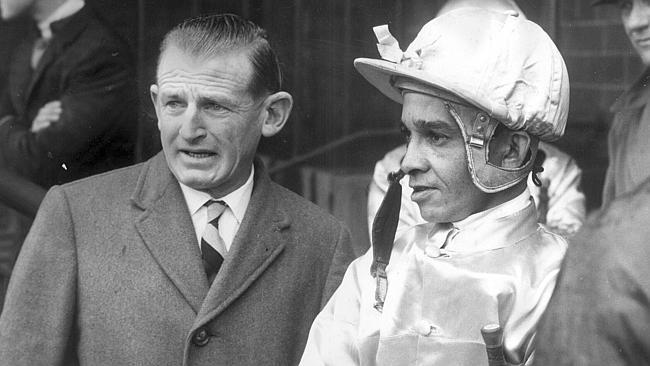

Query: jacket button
left=192, top=327, right=210, bottom=346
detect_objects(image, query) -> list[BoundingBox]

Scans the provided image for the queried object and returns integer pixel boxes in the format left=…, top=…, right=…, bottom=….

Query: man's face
left=151, top=46, right=266, bottom=197
left=620, top=0, right=650, bottom=66
left=400, top=92, right=491, bottom=223
left=0, top=0, right=33, bottom=20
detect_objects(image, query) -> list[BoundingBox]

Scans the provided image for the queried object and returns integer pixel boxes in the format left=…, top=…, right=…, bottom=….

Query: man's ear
left=150, top=84, right=162, bottom=130
left=261, top=91, right=293, bottom=137
left=499, top=130, right=532, bottom=168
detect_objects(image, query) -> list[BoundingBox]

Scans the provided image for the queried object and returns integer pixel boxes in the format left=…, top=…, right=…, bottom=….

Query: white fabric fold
left=300, top=195, right=567, bottom=366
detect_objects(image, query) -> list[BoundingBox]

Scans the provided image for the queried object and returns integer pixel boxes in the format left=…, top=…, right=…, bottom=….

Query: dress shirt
left=180, top=166, right=254, bottom=251
left=301, top=190, right=567, bottom=366
left=36, top=0, right=85, bottom=40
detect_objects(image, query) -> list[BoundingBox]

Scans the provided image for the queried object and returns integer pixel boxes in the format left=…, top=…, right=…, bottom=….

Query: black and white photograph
left=0, top=0, right=647, bottom=365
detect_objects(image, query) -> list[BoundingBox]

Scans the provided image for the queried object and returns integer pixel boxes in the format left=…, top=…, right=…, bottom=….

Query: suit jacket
left=0, top=152, right=355, bottom=366
left=0, top=5, right=136, bottom=188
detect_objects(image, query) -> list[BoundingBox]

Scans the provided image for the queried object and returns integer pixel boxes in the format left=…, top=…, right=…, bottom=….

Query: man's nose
left=627, top=3, right=650, bottom=31
left=178, top=105, right=207, bottom=141
left=400, top=140, right=428, bottom=175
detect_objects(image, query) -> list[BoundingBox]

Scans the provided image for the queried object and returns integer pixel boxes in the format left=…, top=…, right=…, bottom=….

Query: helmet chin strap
left=370, top=169, right=405, bottom=312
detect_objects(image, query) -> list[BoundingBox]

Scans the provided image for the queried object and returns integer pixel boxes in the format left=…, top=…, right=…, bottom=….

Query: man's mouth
left=181, top=150, right=216, bottom=159
left=635, top=37, right=650, bottom=47
left=411, top=185, right=433, bottom=193
left=411, top=185, right=437, bottom=202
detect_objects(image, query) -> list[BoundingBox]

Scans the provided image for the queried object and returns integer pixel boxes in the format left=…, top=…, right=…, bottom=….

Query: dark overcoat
left=0, top=5, right=136, bottom=188
left=0, top=153, right=355, bottom=365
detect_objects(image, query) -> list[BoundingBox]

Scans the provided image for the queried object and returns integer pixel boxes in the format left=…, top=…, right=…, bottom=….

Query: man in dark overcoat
left=0, top=0, right=136, bottom=310
left=0, top=14, right=354, bottom=366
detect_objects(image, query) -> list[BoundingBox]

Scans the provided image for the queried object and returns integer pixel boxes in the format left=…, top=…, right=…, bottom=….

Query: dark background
left=0, top=0, right=639, bottom=248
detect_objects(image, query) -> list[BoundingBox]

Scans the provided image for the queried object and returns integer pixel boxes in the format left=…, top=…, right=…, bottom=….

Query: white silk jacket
left=301, top=192, right=567, bottom=366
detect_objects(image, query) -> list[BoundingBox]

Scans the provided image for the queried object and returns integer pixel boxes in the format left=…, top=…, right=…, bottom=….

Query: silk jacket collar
left=397, top=191, right=538, bottom=255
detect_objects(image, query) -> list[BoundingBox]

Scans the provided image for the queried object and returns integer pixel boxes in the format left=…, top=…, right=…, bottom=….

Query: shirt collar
left=452, top=188, right=532, bottom=230
left=37, top=0, right=85, bottom=40
left=179, top=165, right=255, bottom=225
left=420, top=188, right=538, bottom=253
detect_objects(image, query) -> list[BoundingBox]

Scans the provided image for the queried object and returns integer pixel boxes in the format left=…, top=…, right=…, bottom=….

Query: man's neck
left=453, top=186, right=531, bottom=230
left=482, top=180, right=527, bottom=212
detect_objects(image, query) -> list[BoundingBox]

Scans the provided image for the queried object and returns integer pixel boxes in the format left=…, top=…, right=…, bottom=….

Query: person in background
left=368, top=0, right=585, bottom=239
left=0, top=0, right=136, bottom=187
left=532, top=1, right=650, bottom=364
left=301, top=6, right=569, bottom=365
left=533, top=178, right=650, bottom=365
left=0, top=0, right=137, bottom=310
left=0, top=14, right=354, bottom=366
left=600, top=0, right=650, bottom=205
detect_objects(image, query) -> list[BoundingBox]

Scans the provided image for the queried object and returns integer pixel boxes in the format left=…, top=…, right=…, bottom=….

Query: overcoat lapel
left=8, top=39, right=35, bottom=117
left=24, top=7, right=90, bottom=104
left=133, top=153, right=209, bottom=313
left=191, top=160, right=292, bottom=329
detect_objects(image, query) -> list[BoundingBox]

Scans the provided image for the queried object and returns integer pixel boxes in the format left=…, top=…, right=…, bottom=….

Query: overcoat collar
left=191, top=155, right=292, bottom=328
left=132, top=152, right=209, bottom=312
left=8, top=39, right=35, bottom=117
left=131, top=153, right=293, bottom=324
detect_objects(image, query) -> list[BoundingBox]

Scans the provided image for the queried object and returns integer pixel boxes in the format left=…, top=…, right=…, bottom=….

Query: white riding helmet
left=354, top=7, right=569, bottom=192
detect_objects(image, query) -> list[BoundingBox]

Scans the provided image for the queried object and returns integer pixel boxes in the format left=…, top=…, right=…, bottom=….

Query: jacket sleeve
left=301, top=254, right=369, bottom=366
left=0, top=186, right=77, bottom=365
left=0, top=39, right=135, bottom=182
left=499, top=233, right=568, bottom=365
left=321, top=225, right=355, bottom=307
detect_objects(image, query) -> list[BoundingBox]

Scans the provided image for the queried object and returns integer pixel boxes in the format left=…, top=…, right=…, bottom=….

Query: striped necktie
left=201, top=200, right=227, bottom=283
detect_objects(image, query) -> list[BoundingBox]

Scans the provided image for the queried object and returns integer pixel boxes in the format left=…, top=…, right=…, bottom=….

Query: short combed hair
left=159, top=13, right=283, bottom=97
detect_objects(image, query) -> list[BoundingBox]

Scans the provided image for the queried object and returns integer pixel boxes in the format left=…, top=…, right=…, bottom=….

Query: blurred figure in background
left=533, top=1, right=650, bottom=364
left=534, top=178, right=650, bottom=365
left=0, top=0, right=136, bottom=306
left=368, top=0, right=586, bottom=240
left=0, top=0, right=136, bottom=187
left=601, top=0, right=650, bottom=205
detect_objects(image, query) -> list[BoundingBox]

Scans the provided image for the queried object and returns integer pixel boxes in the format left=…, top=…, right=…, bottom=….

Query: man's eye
left=400, top=124, right=411, bottom=142
left=204, top=102, right=228, bottom=112
left=427, top=132, right=447, bottom=143
left=165, top=101, right=184, bottom=109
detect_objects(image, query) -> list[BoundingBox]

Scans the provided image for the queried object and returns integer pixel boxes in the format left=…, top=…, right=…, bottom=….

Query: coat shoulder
left=57, top=161, right=145, bottom=203
left=269, top=182, right=348, bottom=232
